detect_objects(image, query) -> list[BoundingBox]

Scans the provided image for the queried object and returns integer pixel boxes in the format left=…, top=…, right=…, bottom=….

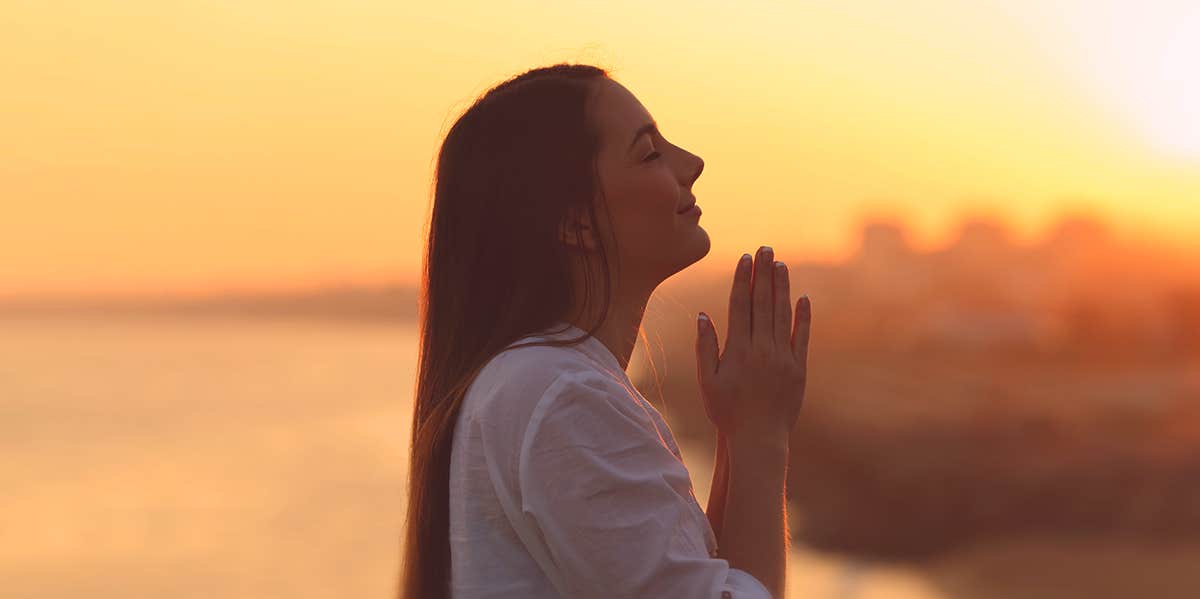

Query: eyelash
left=643, top=151, right=662, bottom=162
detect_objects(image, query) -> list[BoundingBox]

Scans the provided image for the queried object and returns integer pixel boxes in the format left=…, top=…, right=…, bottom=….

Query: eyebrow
left=627, top=121, right=658, bottom=152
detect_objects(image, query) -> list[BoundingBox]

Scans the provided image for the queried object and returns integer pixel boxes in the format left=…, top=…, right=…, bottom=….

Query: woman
left=400, top=62, right=812, bottom=599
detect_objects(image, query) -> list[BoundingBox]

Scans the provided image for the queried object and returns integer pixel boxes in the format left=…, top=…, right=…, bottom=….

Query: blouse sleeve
left=516, top=370, right=774, bottom=599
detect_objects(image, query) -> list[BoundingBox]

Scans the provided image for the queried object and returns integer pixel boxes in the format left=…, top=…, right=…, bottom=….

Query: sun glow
left=4, top=1, right=1200, bottom=296
left=1058, top=2, right=1200, bottom=160
left=1138, top=15, right=1200, bottom=159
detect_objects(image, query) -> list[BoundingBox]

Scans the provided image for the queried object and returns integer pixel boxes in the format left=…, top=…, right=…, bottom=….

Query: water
left=0, top=314, right=942, bottom=599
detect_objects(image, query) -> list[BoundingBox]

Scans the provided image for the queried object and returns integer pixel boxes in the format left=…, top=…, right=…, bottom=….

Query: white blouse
left=448, top=321, right=773, bottom=599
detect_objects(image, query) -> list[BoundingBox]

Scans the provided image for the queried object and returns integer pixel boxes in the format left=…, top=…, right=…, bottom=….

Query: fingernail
left=740, top=253, right=751, bottom=266
left=774, top=261, right=784, bottom=271
left=763, top=245, right=773, bottom=256
left=697, top=312, right=709, bottom=332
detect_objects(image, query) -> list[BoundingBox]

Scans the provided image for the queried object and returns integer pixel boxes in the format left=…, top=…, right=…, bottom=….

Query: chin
left=673, top=226, right=711, bottom=274
left=691, top=225, right=712, bottom=260
left=652, top=226, right=712, bottom=285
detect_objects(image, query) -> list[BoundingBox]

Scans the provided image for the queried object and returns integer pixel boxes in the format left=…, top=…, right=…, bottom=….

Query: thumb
left=695, top=312, right=719, bottom=381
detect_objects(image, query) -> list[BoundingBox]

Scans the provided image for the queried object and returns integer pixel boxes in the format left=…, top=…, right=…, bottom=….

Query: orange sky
left=4, top=1, right=1198, bottom=297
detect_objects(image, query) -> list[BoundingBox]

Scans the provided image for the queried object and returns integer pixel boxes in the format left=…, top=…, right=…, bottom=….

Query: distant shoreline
left=0, top=284, right=420, bottom=322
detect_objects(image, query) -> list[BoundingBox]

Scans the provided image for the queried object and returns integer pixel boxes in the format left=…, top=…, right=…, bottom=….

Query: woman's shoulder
left=462, top=339, right=610, bottom=428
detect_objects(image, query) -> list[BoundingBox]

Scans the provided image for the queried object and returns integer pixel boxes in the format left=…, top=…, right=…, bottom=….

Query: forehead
left=588, top=78, right=654, bottom=153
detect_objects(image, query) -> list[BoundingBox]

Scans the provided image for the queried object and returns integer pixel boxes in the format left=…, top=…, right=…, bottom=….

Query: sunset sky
left=4, top=0, right=1198, bottom=297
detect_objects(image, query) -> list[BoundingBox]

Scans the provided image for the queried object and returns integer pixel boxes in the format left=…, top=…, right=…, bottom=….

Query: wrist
left=727, top=429, right=790, bottom=462
left=728, top=420, right=790, bottom=449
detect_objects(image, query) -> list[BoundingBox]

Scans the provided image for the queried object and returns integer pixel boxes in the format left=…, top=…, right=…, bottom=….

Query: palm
left=694, top=247, right=812, bottom=439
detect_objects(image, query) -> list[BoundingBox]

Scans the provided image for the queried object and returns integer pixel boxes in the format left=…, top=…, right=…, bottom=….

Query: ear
left=558, top=208, right=599, bottom=252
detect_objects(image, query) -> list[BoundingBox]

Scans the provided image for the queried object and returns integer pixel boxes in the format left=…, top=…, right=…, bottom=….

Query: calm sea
left=0, top=314, right=942, bottom=599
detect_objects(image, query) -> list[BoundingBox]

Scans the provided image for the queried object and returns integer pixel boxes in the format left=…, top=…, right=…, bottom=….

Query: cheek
left=601, top=159, right=678, bottom=216
left=649, top=168, right=681, bottom=208
left=597, top=165, right=682, bottom=256
left=618, top=168, right=679, bottom=217
left=607, top=173, right=683, bottom=252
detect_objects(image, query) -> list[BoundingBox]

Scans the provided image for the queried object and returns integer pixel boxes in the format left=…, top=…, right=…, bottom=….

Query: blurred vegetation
left=637, top=214, right=1200, bottom=561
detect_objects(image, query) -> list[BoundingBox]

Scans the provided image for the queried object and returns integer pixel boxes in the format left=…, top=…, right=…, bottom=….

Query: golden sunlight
left=1048, top=1, right=1200, bottom=160
left=1126, top=11, right=1200, bottom=159
left=2, top=0, right=1198, bottom=297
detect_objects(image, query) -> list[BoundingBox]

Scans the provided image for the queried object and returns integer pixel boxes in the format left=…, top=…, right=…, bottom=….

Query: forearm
left=705, top=432, right=730, bottom=549
left=719, top=435, right=789, bottom=599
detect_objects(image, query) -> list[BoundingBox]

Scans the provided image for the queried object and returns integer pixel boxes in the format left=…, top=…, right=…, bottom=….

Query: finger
left=751, top=245, right=774, bottom=343
left=791, top=294, right=812, bottom=364
left=773, top=260, right=792, bottom=348
left=726, top=253, right=752, bottom=353
left=696, top=312, right=719, bottom=380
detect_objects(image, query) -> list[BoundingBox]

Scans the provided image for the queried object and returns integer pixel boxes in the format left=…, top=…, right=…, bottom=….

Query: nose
left=687, top=155, right=704, bottom=187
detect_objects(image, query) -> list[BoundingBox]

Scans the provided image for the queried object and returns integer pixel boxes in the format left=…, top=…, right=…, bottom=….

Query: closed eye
left=643, top=151, right=662, bottom=162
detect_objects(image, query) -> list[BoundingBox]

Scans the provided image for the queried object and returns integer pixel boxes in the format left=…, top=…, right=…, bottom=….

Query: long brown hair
left=398, top=63, right=618, bottom=599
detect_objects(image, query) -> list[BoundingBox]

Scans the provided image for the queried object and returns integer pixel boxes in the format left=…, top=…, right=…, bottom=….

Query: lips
left=676, top=198, right=697, bottom=214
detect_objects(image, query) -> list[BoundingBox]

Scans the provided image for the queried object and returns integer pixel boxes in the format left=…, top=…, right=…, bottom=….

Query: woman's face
left=571, top=77, right=709, bottom=289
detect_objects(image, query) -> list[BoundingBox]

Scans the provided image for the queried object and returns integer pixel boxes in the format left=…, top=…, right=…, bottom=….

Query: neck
left=568, top=285, right=650, bottom=372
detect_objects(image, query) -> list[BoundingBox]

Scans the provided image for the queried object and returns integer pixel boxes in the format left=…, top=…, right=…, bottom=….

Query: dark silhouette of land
left=0, top=284, right=419, bottom=322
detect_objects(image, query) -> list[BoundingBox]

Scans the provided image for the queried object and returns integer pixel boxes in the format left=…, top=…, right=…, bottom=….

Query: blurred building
left=817, top=213, right=1197, bottom=358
